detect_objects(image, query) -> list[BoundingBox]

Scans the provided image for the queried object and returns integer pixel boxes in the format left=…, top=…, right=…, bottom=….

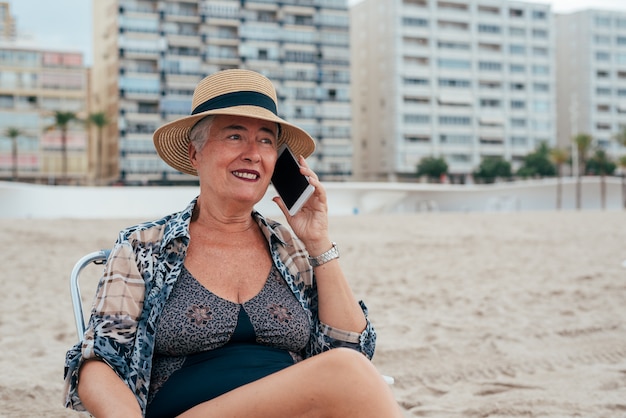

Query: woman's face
left=189, top=114, right=278, bottom=208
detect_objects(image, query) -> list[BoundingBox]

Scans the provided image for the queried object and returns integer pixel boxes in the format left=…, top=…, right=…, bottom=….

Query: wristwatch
left=308, top=242, right=340, bottom=267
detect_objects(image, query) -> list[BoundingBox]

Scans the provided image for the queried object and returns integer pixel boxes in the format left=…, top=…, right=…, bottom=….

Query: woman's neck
left=192, top=198, right=256, bottom=234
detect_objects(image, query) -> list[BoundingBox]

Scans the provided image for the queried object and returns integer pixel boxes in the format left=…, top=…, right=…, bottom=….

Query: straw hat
left=153, top=69, right=316, bottom=176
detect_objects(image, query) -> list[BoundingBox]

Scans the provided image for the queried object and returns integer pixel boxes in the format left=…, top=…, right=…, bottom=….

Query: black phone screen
left=271, top=148, right=310, bottom=209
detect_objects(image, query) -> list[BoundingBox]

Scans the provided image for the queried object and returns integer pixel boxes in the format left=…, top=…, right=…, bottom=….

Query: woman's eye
left=227, top=134, right=241, bottom=140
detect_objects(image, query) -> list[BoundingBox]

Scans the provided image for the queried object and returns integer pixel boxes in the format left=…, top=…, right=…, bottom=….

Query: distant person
left=63, top=69, right=402, bottom=417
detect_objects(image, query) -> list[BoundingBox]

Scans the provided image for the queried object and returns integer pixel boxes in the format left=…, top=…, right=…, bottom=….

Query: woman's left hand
left=272, top=156, right=331, bottom=255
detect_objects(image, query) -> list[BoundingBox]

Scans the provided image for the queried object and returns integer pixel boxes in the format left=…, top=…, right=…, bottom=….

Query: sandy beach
left=1, top=210, right=625, bottom=417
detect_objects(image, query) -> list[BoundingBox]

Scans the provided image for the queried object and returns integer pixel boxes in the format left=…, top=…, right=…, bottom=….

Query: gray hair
left=189, top=115, right=215, bottom=153
left=188, top=115, right=282, bottom=152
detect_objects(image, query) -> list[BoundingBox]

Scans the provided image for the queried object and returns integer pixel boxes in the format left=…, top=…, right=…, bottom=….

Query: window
left=597, top=104, right=610, bottom=112
left=479, top=80, right=501, bottom=89
left=446, top=153, right=471, bottom=162
left=532, top=10, right=547, bottom=20
left=510, top=82, right=525, bottom=91
left=480, top=98, right=501, bottom=108
left=403, top=17, right=428, bottom=27
left=533, top=47, right=548, bottom=56
left=617, top=36, right=626, bottom=46
left=511, top=136, right=527, bottom=146
left=511, top=100, right=525, bottom=109
left=440, top=134, right=471, bottom=144
left=532, top=28, right=548, bottom=39
left=509, top=27, right=525, bottom=36
left=404, top=135, right=430, bottom=143
left=403, top=77, right=429, bottom=85
left=532, top=100, right=550, bottom=112
left=509, top=8, right=524, bottom=18
left=404, top=36, right=429, bottom=46
left=404, top=114, right=430, bottom=123
left=479, top=61, right=501, bottom=71
left=438, top=78, right=471, bottom=87
left=532, top=64, right=549, bottom=75
left=510, top=64, right=525, bottom=73
left=533, top=82, right=549, bottom=92
left=438, top=41, right=470, bottom=50
left=595, top=35, right=611, bottom=45
left=478, top=6, right=499, bottom=15
left=596, top=87, right=611, bottom=95
left=438, top=20, right=468, bottom=31
left=438, top=1, right=468, bottom=11
left=437, top=58, right=471, bottom=69
left=511, top=118, right=527, bottom=128
left=439, top=115, right=471, bottom=125
left=404, top=96, right=430, bottom=104
left=596, top=70, right=609, bottom=78
left=478, top=24, right=501, bottom=34
left=479, top=43, right=501, bottom=52
left=594, top=16, right=611, bottom=27
left=596, top=51, right=610, bottom=61
left=404, top=56, right=429, bottom=66
left=596, top=122, right=611, bottom=130
left=509, top=44, right=526, bottom=55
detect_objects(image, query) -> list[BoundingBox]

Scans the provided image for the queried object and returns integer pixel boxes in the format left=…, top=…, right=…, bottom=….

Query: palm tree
left=619, top=156, right=626, bottom=210
left=550, top=147, right=569, bottom=210
left=4, top=127, right=23, bottom=181
left=86, top=112, right=109, bottom=183
left=573, top=133, right=593, bottom=210
left=46, top=111, right=79, bottom=184
left=614, top=128, right=626, bottom=209
left=586, top=148, right=616, bottom=210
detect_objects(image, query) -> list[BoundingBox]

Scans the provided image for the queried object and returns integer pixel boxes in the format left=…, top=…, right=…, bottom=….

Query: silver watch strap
left=308, top=242, right=339, bottom=267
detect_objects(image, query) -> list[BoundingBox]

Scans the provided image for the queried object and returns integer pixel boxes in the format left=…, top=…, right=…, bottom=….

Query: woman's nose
left=241, top=140, right=261, bottom=162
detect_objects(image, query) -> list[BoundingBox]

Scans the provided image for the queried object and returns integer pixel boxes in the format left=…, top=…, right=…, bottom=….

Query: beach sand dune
left=1, top=211, right=625, bottom=417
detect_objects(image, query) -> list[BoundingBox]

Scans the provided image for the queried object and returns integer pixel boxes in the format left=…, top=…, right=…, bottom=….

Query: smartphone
left=271, top=144, right=315, bottom=216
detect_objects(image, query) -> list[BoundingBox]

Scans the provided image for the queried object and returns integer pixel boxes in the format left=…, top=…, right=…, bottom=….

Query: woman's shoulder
left=117, top=200, right=195, bottom=248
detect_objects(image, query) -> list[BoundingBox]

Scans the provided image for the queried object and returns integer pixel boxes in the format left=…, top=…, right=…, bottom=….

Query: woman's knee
left=317, top=348, right=383, bottom=385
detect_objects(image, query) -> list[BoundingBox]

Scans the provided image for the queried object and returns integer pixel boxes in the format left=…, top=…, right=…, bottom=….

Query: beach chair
left=70, top=249, right=111, bottom=340
left=69, top=250, right=395, bottom=385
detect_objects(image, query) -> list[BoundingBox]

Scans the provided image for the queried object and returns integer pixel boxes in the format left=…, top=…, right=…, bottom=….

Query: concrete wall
left=0, top=177, right=623, bottom=219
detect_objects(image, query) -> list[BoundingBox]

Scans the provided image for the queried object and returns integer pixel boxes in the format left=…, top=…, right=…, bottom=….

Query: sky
left=8, top=0, right=626, bottom=68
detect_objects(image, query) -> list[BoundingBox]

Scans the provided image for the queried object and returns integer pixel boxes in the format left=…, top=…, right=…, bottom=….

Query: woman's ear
left=188, top=142, right=198, bottom=168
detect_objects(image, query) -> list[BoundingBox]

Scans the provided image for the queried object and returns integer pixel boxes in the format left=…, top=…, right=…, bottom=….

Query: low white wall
left=0, top=177, right=623, bottom=219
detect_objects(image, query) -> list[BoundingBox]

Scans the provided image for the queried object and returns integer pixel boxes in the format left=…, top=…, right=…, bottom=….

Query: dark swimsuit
left=145, top=265, right=310, bottom=418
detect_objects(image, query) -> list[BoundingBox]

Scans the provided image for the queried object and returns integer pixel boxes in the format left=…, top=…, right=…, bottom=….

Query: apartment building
left=351, top=0, right=555, bottom=182
left=556, top=10, right=626, bottom=157
left=0, top=2, right=16, bottom=40
left=0, top=43, right=89, bottom=183
left=92, top=0, right=351, bottom=185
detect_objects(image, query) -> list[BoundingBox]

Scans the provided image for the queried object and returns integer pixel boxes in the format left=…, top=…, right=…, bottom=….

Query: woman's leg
left=177, top=347, right=403, bottom=418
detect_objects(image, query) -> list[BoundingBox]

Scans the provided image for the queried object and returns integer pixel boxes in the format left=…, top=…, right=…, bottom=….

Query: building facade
left=92, top=0, right=351, bottom=185
left=351, top=0, right=556, bottom=182
left=556, top=10, right=626, bottom=159
left=0, top=2, right=16, bottom=40
left=0, top=43, right=89, bottom=183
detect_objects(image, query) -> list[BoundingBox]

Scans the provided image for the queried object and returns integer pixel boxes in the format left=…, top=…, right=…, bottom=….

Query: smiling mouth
left=233, top=171, right=259, bottom=180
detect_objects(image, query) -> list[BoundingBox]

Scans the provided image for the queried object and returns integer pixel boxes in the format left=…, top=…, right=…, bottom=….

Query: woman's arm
left=273, top=157, right=366, bottom=334
left=78, top=360, right=142, bottom=418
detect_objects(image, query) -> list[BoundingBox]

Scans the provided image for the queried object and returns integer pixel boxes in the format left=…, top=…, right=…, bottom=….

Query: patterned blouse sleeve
left=63, top=239, right=146, bottom=411
left=305, top=282, right=377, bottom=360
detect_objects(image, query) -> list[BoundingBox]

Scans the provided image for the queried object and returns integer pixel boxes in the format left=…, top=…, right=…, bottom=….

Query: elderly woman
left=64, top=69, right=402, bottom=417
